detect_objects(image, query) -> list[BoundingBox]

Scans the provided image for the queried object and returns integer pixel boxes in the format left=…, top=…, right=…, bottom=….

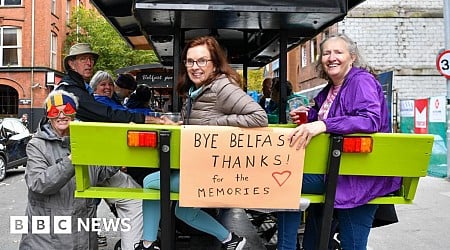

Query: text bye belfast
left=193, top=132, right=291, bottom=198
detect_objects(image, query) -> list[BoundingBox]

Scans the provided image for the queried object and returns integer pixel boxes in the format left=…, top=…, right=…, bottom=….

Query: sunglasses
left=47, top=103, right=77, bottom=118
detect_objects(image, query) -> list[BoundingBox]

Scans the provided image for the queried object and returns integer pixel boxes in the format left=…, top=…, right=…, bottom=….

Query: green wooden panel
left=338, top=133, right=433, bottom=177
left=74, top=165, right=91, bottom=191
left=70, top=122, right=181, bottom=169
left=71, top=122, right=433, bottom=204
left=71, top=123, right=433, bottom=177
left=75, top=186, right=179, bottom=200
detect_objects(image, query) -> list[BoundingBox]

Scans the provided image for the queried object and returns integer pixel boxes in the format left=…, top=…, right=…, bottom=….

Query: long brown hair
left=176, top=36, right=241, bottom=95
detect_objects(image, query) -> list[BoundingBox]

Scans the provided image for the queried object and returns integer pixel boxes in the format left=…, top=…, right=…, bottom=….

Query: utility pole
left=444, top=0, right=450, bottom=179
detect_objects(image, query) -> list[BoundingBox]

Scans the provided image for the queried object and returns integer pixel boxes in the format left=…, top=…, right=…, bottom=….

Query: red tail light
left=127, top=131, right=158, bottom=148
left=343, top=136, right=373, bottom=153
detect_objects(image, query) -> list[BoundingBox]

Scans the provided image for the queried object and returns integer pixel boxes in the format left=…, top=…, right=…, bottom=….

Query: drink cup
left=287, top=95, right=309, bottom=125
left=295, top=111, right=308, bottom=125
left=162, top=112, right=181, bottom=122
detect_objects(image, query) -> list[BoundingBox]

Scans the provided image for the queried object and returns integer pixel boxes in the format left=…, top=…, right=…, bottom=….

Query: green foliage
left=237, top=68, right=265, bottom=92
left=65, top=7, right=158, bottom=74
left=246, top=68, right=266, bottom=91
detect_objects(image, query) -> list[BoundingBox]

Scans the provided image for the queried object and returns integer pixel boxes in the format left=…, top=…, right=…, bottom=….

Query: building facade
left=281, top=0, right=445, bottom=129
left=0, top=0, right=92, bottom=131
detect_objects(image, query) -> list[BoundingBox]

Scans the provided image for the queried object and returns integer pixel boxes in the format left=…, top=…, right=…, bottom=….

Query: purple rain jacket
left=308, top=67, right=401, bottom=208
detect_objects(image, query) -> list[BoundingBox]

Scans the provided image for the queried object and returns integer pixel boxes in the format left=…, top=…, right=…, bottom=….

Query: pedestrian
left=20, top=113, right=29, bottom=130
left=19, top=90, right=118, bottom=250
left=277, top=33, right=400, bottom=250
left=134, top=36, right=268, bottom=250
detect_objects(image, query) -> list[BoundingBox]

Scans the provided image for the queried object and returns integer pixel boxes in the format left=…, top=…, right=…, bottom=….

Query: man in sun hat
left=57, top=43, right=157, bottom=124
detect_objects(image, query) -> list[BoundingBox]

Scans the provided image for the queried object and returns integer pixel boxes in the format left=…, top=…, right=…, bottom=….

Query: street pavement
left=2, top=167, right=450, bottom=249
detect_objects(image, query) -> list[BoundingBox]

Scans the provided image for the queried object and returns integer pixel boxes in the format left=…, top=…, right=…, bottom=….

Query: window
left=51, top=0, right=56, bottom=14
left=311, top=38, right=318, bottom=63
left=3, top=0, right=21, bottom=6
left=1, top=27, right=22, bottom=66
left=66, top=0, right=71, bottom=24
left=50, top=33, right=57, bottom=68
left=301, top=45, right=307, bottom=68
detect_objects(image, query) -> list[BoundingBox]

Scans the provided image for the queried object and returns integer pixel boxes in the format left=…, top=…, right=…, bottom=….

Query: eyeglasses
left=184, top=58, right=212, bottom=67
left=47, top=103, right=77, bottom=118
left=77, top=55, right=95, bottom=64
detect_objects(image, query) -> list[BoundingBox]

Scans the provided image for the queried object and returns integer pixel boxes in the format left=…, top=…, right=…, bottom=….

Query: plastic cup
left=162, top=112, right=181, bottom=122
left=147, top=111, right=162, bottom=118
left=295, top=111, right=308, bottom=125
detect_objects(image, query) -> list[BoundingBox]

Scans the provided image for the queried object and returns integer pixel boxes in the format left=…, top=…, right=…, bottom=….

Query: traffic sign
left=436, top=50, right=450, bottom=79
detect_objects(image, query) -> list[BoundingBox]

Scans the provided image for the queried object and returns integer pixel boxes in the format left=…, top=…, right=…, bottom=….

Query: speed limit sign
left=436, top=50, right=450, bottom=79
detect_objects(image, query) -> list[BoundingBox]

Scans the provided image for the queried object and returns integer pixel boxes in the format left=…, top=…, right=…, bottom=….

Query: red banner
left=414, top=98, right=428, bottom=134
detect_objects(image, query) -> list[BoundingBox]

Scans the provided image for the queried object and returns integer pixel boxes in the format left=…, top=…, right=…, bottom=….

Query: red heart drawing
left=272, top=171, right=292, bottom=187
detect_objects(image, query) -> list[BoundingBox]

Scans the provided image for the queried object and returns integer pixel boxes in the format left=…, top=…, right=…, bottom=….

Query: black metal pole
left=159, top=130, right=174, bottom=250
left=317, top=134, right=343, bottom=250
left=279, top=30, right=288, bottom=124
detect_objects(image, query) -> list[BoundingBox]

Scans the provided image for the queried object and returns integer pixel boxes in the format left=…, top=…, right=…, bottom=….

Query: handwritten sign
left=179, top=125, right=305, bottom=209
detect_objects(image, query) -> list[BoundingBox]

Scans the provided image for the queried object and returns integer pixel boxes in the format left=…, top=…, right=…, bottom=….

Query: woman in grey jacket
left=135, top=36, right=267, bottom=250
left=19, top=90, right=118, bottom=250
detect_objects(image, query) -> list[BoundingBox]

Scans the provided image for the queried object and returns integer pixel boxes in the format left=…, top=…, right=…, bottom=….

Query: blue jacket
left=57, top=70, right=145, bottom=123
left=94, top=95, right=155, bottom=116
left=309, top=67, right=401, bottom=208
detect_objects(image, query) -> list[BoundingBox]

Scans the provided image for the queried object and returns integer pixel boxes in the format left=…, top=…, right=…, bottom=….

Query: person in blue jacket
left=90, top=71, right=155, bottom=118
left=277, top=33, right=400, bottom=250
left=90, top=70, right=128, bottom=111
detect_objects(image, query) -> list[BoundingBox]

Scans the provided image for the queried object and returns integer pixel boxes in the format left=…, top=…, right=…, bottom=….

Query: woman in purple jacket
left=277, top=34, right=401, bottom=250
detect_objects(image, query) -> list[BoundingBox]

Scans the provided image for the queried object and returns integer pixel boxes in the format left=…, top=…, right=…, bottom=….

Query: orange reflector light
left=127, top=131, right=158, bottom=148
left=343, top=137, right=373, bottom=153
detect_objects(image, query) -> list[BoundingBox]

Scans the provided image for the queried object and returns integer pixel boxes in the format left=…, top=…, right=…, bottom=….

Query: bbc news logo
left=10, top=216, right=131, bottom=234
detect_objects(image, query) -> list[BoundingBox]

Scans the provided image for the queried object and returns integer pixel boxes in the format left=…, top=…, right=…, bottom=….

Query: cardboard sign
left=179, top=125, right=305, bottom=209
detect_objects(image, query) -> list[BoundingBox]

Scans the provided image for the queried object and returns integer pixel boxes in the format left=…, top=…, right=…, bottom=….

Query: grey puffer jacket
left=183, top=75, right=268, bottom=127
left=19, top=122, right=118, bottom=250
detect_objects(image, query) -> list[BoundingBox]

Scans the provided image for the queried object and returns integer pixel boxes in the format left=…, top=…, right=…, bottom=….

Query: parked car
left=0, top=117, right=32, bottom=181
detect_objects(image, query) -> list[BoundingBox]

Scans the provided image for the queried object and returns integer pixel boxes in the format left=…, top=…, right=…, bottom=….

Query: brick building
left=0, top=0, right=93, bottom=131
left=285, top=0, right=445, bottom=104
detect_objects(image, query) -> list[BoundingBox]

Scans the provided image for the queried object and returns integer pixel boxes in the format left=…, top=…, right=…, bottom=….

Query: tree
left=237, top=67, right=266, bottom=92
left=65, top=7, right=158, bottom=74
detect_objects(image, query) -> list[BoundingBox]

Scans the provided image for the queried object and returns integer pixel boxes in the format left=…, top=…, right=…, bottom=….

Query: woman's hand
left=289, top=106, right=310, bottom=125
left=288, top=121, right=326, bottom=150
left=144, top=115, right=162, bottom=124
left=160, top=116, right=183, bottom=125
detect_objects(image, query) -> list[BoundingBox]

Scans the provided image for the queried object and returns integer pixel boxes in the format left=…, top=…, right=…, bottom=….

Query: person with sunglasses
left=19, top=90, right=119, bottom=250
